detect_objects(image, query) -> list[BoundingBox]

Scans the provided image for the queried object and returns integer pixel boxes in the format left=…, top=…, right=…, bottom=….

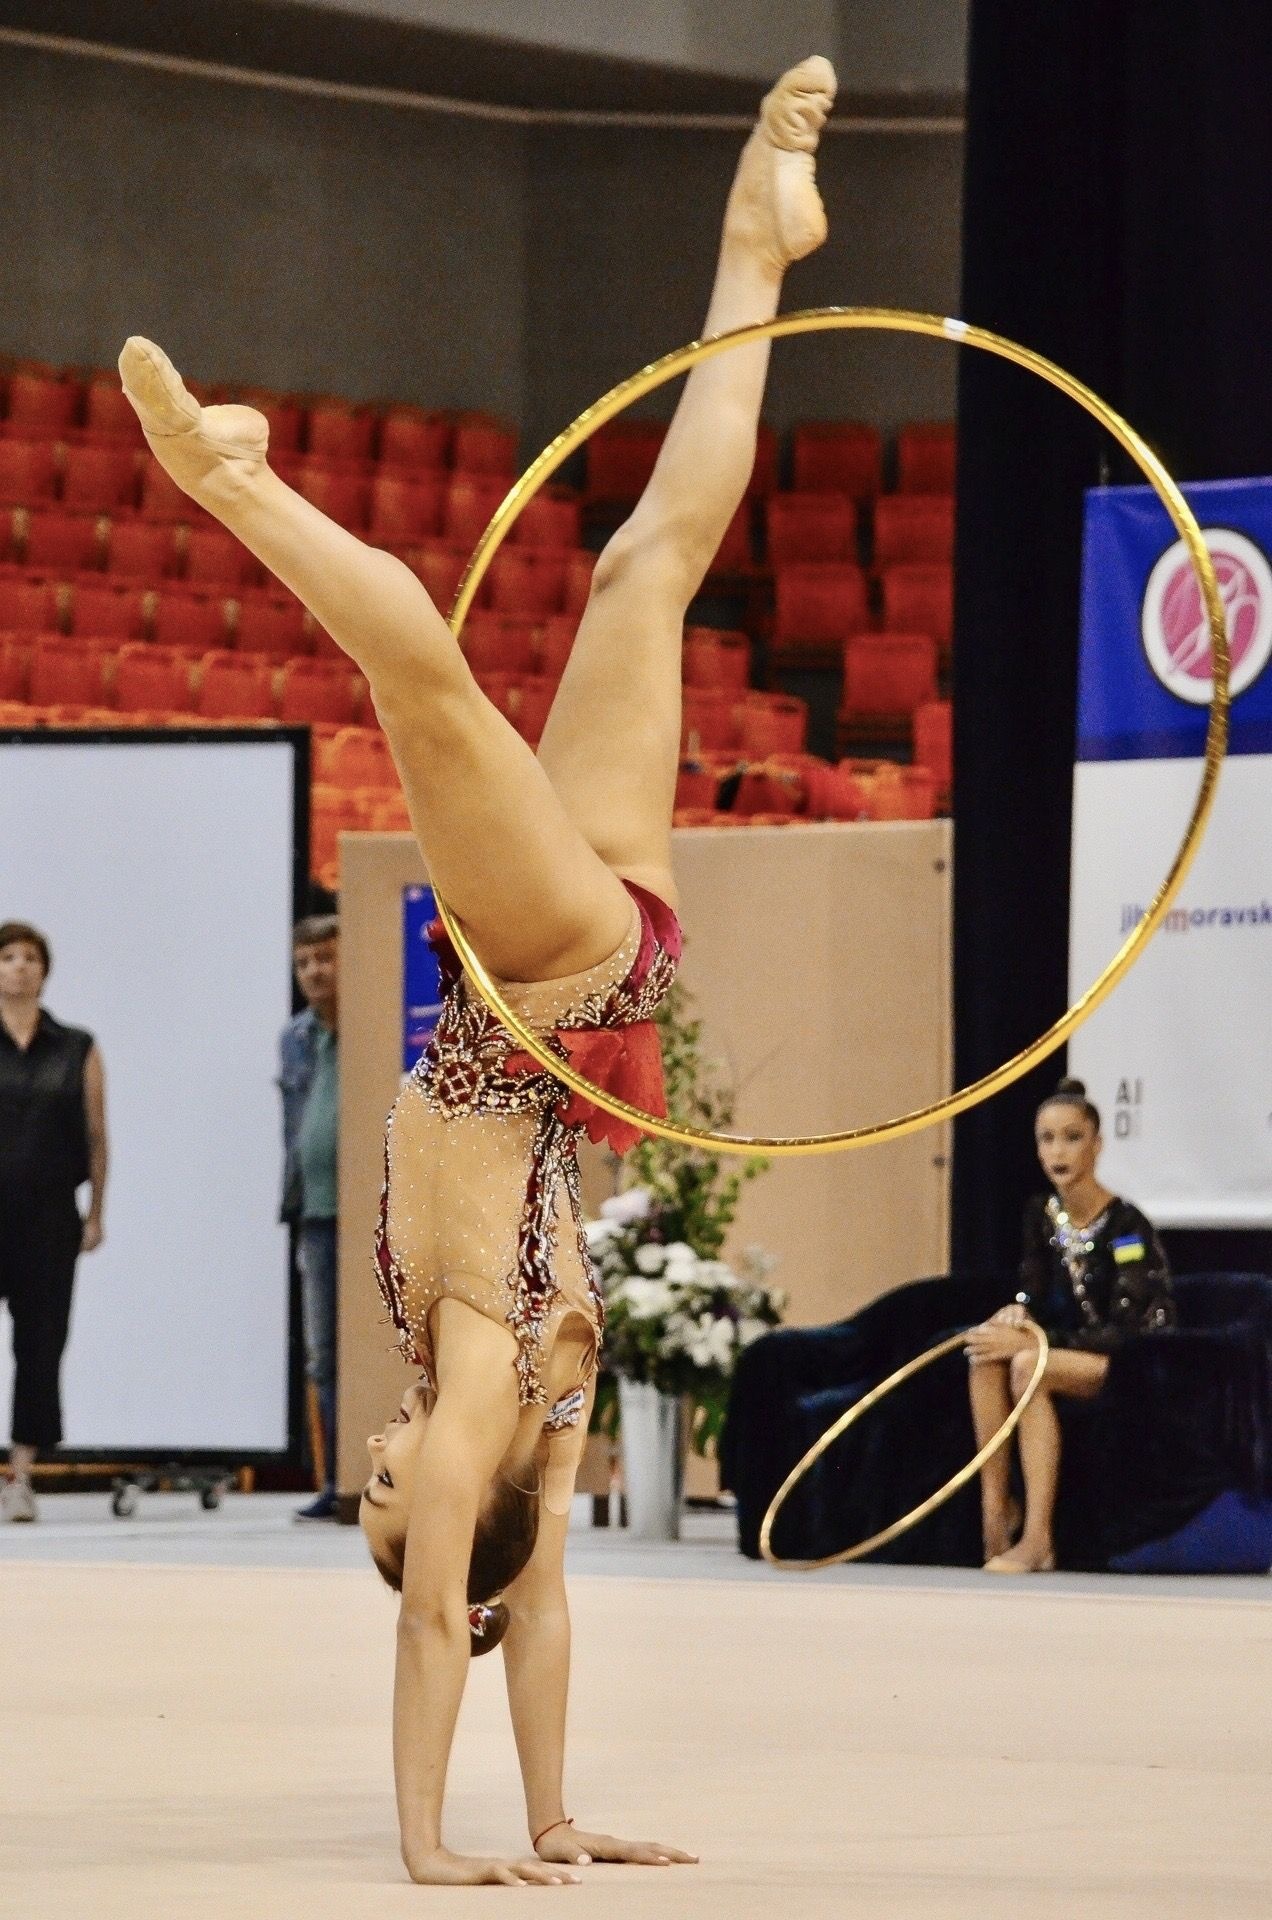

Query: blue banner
left=1078, top=476, right=1272, bottom=762
left=402, top=884, right=444, bottom=1073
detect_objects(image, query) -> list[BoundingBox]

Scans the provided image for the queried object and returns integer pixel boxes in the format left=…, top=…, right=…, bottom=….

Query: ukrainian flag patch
left=1111, top=1235, right=1145, bottom=1265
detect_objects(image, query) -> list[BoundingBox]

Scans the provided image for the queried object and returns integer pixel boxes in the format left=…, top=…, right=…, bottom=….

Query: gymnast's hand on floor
left=405, top=1845, right=580, bottom=1887
left=535, top=1823, right=698, bottom=1868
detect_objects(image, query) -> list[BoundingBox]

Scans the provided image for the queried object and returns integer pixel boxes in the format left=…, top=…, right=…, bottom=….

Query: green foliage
left=624, top=981, right=769, bottom=1258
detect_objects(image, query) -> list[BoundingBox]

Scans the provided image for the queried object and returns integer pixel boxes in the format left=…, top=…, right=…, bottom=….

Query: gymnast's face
left=1035, top=1101, right=1101, bottom=1193
left=360, top=1379, right=432, bottom=1550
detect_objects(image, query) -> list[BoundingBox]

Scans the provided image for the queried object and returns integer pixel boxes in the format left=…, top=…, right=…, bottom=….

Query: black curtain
left=952, top=0, right=1272, bottom=1273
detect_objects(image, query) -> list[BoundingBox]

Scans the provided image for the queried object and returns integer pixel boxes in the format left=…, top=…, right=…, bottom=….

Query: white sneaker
left=0, top=1477, right=38, bottom=1522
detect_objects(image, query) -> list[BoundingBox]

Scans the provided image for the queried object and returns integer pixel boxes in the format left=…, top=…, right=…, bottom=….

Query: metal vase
left=618, top=1378, right=684, bottom=1541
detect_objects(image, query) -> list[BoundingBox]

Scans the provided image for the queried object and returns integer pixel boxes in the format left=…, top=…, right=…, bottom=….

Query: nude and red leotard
left=374, top=881, right=682, bottom=1413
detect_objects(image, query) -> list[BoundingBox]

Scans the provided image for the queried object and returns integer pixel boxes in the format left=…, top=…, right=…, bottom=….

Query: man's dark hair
left=0, top=920, right=51, bottom=978
left=292, top=914, right=339, bottom=949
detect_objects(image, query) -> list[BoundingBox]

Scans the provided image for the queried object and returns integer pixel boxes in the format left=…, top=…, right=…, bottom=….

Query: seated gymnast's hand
left=405, top=1844, right=581, bottom=1887
left=535, top=1822, right=698, bottom=1868
left=964, top=1317, right=1039, bottom=1365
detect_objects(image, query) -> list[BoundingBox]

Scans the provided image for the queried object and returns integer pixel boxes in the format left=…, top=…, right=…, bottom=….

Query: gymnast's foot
left=984, top=1536, right=1056, bottom=1574
left=723, top=55, right=837, bottom=273
left=982, top=1497, right=1023, bottom=1562
left=119, top=336, right=269, bottom=510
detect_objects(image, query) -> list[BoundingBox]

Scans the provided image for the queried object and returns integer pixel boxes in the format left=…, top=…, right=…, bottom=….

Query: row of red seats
left=673, top=747, right=945, bottom=824
left=585, top=418, right=955, bottom=507
left=771, top=560, right=952, bottom=666
left=0, top=636, right=367, bottom=725
left=0, top=365, right=519, bottom=472
left=0, top=547, right=598, bottom=648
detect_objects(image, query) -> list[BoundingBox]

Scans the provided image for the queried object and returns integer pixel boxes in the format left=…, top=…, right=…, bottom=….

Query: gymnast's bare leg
left=537, top=55, right=837, bottom=902
left=116, top=356, right=632, bottom=986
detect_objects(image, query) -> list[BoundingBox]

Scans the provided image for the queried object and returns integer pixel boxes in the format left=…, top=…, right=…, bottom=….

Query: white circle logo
left=1141, top=526, right=1272, bottom=704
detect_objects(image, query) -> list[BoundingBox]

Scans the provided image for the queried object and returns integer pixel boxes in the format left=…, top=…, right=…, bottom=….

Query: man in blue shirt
left=279, top=914, right=340, bottom=1521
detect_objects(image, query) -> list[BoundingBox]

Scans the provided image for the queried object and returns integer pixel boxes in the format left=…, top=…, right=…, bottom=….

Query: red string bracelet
left=533, top=1818, right=573, bottom=1851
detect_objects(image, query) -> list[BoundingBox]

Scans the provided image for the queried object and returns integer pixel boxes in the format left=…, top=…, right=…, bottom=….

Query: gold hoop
left=758, top=1321, right=1050, bottom=1568
left=436, top=308, right=1229, bottom=1156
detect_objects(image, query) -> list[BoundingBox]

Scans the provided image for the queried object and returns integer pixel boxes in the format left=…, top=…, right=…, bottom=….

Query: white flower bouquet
left=586, top=1187, right=785, bottom=1419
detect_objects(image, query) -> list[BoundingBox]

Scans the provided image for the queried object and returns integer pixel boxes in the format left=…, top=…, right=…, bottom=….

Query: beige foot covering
left=118, top=335, right=269, bottom=499
left=725, top=55, right=838, bottom=272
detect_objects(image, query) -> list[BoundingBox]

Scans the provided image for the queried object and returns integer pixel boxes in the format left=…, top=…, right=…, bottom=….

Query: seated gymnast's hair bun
left=1055, top=1076, right=1087, bottom=1098
left=467, top=1599, right=510, bottom=1657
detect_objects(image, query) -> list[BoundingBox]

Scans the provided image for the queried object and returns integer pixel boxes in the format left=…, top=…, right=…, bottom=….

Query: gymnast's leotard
left=374, top=881, right=682, bottom=1413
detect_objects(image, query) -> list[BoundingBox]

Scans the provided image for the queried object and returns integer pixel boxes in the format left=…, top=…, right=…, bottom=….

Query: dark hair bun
left=468, top=1599, right=510, bottom=1657
left=1055, top=1076, right=1087, bottom=1098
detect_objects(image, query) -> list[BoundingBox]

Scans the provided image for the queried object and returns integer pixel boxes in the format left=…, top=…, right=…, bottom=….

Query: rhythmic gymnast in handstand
left=120, top=55, right=836, bottom=1887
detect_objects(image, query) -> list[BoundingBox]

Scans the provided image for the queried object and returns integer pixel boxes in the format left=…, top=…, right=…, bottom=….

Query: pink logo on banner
left=1141, top=527, right=1272, bottom=703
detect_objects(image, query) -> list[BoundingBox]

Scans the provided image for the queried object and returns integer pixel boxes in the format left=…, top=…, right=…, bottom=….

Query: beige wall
left=337, top=822, right=950, bottom=1496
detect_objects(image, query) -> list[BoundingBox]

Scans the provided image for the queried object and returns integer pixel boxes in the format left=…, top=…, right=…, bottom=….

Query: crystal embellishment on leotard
left=1045, top=1196, right=1110, bottom=1330
left=373, top=890, right=680, bottom=1407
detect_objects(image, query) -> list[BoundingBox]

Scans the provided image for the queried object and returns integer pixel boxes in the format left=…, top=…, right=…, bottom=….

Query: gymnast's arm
left=500, top=1383, right=596, bottom=1852
left=392, top=1331, right=520, bottom=1884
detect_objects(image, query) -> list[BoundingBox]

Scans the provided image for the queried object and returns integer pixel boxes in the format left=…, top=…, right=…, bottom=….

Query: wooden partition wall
left=337, top=823, right=951, bottom=1500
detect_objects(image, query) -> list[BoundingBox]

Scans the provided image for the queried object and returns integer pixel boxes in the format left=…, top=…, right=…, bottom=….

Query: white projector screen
left=0, top=733, right=300, bottom=1452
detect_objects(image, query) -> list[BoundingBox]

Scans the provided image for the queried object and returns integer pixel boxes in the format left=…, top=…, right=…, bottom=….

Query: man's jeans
left=297, top=1218, right=338, bottom=1494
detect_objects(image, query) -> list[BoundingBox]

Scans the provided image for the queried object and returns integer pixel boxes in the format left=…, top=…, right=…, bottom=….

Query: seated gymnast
left=965, top=1076, right=1176, bottom=1573
left=120, top=55, right=838, bottom=1886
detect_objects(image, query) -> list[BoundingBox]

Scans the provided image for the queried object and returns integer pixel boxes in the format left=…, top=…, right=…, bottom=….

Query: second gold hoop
left=435, top=308, right=1229, bottom=1156
left=758, top=1322, right=1051, bottom=1569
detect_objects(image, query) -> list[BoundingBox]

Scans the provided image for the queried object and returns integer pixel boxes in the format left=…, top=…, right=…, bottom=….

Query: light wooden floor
left=3, top=1541, right=1270, bottom=1919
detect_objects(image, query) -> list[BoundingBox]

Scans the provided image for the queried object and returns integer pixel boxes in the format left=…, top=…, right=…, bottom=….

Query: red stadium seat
left=82, top=379, right=145, bottom=442
left=29, top=636, right=112, bottom=706
left=872, top=493, right=954, bottom=567
left=708, top=503, right=754, bottom=576
left=0, top=697, right=42, bottom=726
left=379, top=407, right=451, bottom=469
left=305, top=400, right=377, bottom=462
left=509, top=487, right=582, bottom=550
left=0, top=634, right=30, bottom=700
left=734, top=691, right=808, bottom=755
left=106, top=518, right=177, bottom=579
left=880, top=562, right=954, bottom=652
left=232, top=592, right=308, bottom=658
left=486, top=547, right=568, bottom=617
left=561, top=550, right=595, bottom=618
left=442, top=474, right=508, bottom=547
left=766, top=492, right=858, bottom=566
left=196, top=650, right=276, bottom=721
left=182, top=525, right=259, bottom=587
left=60, top=443, right=140, bottom=511
left=324, top=726, right=398, bottom=789
left=584, top=421, right=665, bottom=506
left=460, top=611, right=537, bottom=676
left=683, top=626, right=751, bottom=691
left=863, top=762, right=937, bottom=821
left=6, top=371, right=80, bottom=434
left=138, top=458, right=192, bottom=521
left=113, top=641, right=197, bottom=715
left=20, top=508, right=105, bottom=572
left=681, top=688, right=736, bottom=752
left=746, top=422, right=779, bottom=500
left=913, top=698, right=952, bottom=798
left=483, top=674, right=555, bottom=745
left=771, top=562, right=871, bottom=667
left=452, top=416, right=518, bottom=476
left=896, top=422, right=957, bottom=494
left=841, top=632, right=939, bottom=722
left=367, top=471, right=446, bottom=546
left=229, top=389, right=305, bottom=455
left=791, top=421, right=882, bottom=500
left=0, top=437, right=60, bottom=506
left=278, top=658, right=363, bottom=725
left=283, top=460, right=370, bottom=530
left=0, top=576, right=56, bottom=631
left=68, top=582, right=147, bottom=637
left=401, top=540, right=473, bottom=613
left=151, top=588, right=230, bottom=651
left=535, top=614, right=578, bottom=679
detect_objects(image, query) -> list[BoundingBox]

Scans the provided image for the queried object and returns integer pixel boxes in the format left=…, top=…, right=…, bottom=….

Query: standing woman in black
left=0, top=921, right=108, bottom=1522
